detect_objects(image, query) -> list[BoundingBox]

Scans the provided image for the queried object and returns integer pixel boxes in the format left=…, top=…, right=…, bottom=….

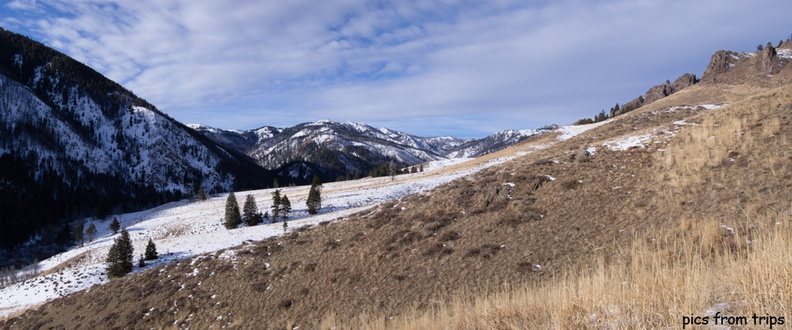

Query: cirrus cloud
left=2, top=0, right=791, bottom=137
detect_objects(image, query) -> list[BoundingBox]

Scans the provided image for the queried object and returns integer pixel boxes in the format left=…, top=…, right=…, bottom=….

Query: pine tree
left=197, top=186, right=207, bottom=201
left=106, top=229, right=133, bottom=278
left=242, top=194, right=261, bottom=226
left=388, top=160, right=397, bottom=181
left=271, top=189, right=282, bottom=220
left=109, top=217, right=120, bottom=234
left=306, top=175, right=322, bottom=215
left=73, top=220, right=84, bottom=246
left=224, top=192, right=242, bottom=229
left=86, top=223, right=97, bottom=242
left=144, top=238, right=158, bottom=260
left=281, top=195, right=292, bottom=219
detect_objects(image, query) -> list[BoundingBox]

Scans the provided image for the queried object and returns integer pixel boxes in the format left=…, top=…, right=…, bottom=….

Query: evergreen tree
left=388, top=160, right=398, bottom=181
left=283, top=220, right=288, bottom=232
left=306, top=175, right=322, bottom=215
left=271, top=189, right=282, bottom=220
left=144, top=238, right=158, bottom=260
left=109, top=217, right=120, bottom=234
left=224, top=192, right=242, bottom=229
left=106, top=229, right=133, bottom=278
left=86, top=223, right=97, bottom=242
left=263, top=210, right=270, bottom=224
left=197, top=186, right=207, bottom=201
left=73, top=220, right=84, bottom=246
left=281, top=195, right=292, bottom=219
left=242, top=194, right=262, bottom=226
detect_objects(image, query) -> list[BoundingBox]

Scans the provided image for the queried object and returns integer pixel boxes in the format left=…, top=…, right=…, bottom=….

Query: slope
left=0, top=28, right=275, bottom=264
left=4, top=41, right=792, bottom=329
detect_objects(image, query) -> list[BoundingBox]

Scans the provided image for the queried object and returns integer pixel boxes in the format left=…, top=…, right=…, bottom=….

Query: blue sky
left=1, top=0, right=791, bottom=138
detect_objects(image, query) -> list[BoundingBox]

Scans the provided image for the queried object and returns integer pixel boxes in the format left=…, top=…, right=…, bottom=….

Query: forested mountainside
left=0, top=28, right=277, bottom=265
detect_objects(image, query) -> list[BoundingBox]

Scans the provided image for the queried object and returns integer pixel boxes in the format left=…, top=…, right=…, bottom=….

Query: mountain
left=191, top=120, right=551, bottom=181
left=445, top=126, right=557, bottom=158
left=4, top=38, right=792, bottom=329
left=0, top=28, right=276, bottom=263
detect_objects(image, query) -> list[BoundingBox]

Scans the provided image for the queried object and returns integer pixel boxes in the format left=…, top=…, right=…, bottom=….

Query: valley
left=2, top=17, right=792, bottom=329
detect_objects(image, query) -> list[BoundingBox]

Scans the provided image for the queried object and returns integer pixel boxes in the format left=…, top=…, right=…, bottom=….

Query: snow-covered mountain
left=191, top=120, right=552, bottom=180
left=0, top=29, right=274, bottom=261
left=446, top=126, right=558, bottom=158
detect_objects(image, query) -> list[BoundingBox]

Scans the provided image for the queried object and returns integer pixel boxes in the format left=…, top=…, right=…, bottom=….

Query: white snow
left=0, top=146, right=532, bottom=318
left=602, top=133, right=655, bottom=151
left=556, top=119, right=614, bottom=141
left=778, top=48, right=792, bottom=59
left=420, top=158, right=474, bottom=171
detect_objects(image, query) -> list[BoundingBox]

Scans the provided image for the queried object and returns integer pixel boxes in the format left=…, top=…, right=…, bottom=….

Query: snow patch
left=556, top=119, right=614, bottom=141
left=603, top=133, right=654, bottom=151
left=778, top=48, right=792, bottom=59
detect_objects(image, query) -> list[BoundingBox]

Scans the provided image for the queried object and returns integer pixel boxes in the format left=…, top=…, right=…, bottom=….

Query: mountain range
left=189, top=120, right=555, bottom=181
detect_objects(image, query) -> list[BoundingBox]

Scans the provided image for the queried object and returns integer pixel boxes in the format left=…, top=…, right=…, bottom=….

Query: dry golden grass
left=322, top=85, right=792, bottom=329
left=4, top=83, right=792, bottom=329
left=329, top=214, right=792, bottom=329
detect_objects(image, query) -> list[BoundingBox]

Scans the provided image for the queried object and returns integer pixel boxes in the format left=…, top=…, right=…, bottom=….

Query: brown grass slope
left=351, top=80, right=792, bottom=329
left=4, top=49, right=792, bottom=329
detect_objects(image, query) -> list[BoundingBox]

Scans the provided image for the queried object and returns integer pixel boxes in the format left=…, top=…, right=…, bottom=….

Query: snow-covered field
left=0, top=153, right=525, bottom=318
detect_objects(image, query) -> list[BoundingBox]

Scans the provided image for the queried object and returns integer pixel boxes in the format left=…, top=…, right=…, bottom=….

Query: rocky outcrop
left=700, top=44, right=791, bottom=85
left=760, top=44, right=782, bottom=75
left=673, top=73, right=698, bottom=90
left=613, top=73, right=698, bottom=116
left=701, top=50, right=739, bottom=83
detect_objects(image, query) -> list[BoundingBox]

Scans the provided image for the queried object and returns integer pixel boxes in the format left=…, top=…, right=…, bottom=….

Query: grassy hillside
left=332, top=83, right=792, bottom=328
left=4, top=55, right=792, bottom=329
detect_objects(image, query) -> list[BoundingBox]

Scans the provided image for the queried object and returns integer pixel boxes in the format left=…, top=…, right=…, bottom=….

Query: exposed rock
left=612, top=73, right=697, bottom=116
left=760, top=44, right=781, bottom=75
left=700, top=50, right=739, bottom=83
left=673, top=73, right=698, bottom=90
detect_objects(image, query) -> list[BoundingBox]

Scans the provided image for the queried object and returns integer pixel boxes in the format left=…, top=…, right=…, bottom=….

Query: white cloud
left=6, top=0, right=792, bottom=137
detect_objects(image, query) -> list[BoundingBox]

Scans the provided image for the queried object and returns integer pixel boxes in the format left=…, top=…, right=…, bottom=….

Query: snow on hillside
left=555, top=119, right=614, bottom=141
left=0, top=154, right=524, bottom=318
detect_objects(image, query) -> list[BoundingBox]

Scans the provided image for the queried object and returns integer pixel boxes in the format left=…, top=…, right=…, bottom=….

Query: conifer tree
left=224, top=192, right=242, bottom=229
left=281, top=195, right=292, bottom=219
left=144, top=238, right=158, bottom=260
left=106, top=229, right=133, bottom=278
left=197, top=186, right=207, bottom=201
left=242, top=194, right=262, bottom=226
left=306, top=175, right=322, bottom=215
left=86, top=223, right=97, bottom=242
left=73, top=220, right=84, bottom=246
left=271, top=189, right=282, bottom=220
left=109, top=217, right=120, bottom=234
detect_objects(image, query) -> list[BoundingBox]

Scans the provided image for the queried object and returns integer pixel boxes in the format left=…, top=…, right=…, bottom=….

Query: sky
left=1, top=0, right=791, bottom=138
